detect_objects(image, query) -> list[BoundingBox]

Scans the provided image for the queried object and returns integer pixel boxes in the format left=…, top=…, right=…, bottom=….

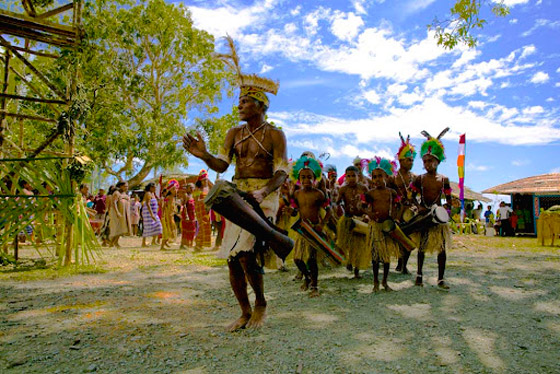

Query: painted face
left=422, top=155, right=439, bottom=173
left=299, top=168, right=315, bottom=188
left=345, top=170, right=358, bottom=187
left=399, top=156, right=414, bottom=171
left=371, top=169, right=387, bottom=188
left=238, top=95, right=262, bottom=121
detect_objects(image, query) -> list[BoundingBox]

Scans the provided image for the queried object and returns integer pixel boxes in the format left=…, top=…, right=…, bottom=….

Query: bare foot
left=401, top=268, right=410, bottom=275
left=300, top=278, right=310, bottom=291
left=309, top=288, right=320, bottom=298
left=227, top=313, right=252, bottom=332
left=353, top=270, right=362, bottom=279
left=415, top=275, right=423, bottom=287
left=382, top=282, right=393, bottom=292
left=246, top=306, right=266, bottom=329
left=346, top=264, right=353, bottom=272
left=438, top=280, right=450, bottom=290
left=373, top=282, right=380, bottom=293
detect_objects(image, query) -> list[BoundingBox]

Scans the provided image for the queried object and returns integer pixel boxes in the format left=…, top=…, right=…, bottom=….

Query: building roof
left=449, top=181, right=491, bottom=202
left=482, top=173, right=560, bottom=195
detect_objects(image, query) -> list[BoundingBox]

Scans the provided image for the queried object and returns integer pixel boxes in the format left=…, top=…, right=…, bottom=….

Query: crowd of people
left=81, top=171, right=225, bottom=252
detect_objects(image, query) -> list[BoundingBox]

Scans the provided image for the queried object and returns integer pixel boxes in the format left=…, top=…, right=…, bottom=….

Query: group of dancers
left=278, top=128, right=453, bottom=298
left=183, top=36, right=452, bottom=331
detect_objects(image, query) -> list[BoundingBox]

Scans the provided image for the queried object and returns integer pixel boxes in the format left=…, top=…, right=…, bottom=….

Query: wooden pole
left=0, top=49, right=9, bottom=150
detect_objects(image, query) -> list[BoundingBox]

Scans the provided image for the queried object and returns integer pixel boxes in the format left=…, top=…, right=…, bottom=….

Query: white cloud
left=271, top=95, right=560, bottom=147
left=467, top=163, right=490, bottom=172
left=452, top=49, right=480, bottom=68
left=188, top=1, right=279, bottom=37
left=509, top=18, right=518, bottom=24
left=556, top=67, right=560, bottom=73
left=512, top=160, right=530, bottom=166
left=500, top=0, right=530, bottom=6
left=352, top=0, right=368, bottom=15
left=550, top=167, right=560, bottom=173
left=530, top=71, right=549, bottom=84
left=290, top=5, right=301, bottom=16
left=468, top=101, right=487, bottom=110
left=289, top=138, right=393, bottom=159
left=330, top=11, right=364, bottom=41
left=486, top=34, right=501, bottom=43
left=260, top=64, right=273, bottom=74
left=546, top=97, right=555, bottom=102
left=519, top=45, right=536, bottom=59
left=522, top=106, right=544, bottom=115
left=281, top=78, right=329, bottom=89
left=363, top=89, right=381, bottom=104
left=522, top=19, right=560, bottom=37
left=406, top=0, right=437, bottom=13
left=284, top=23, right=297, bottom=33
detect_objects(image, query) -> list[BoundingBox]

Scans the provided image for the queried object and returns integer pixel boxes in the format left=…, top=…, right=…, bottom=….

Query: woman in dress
left=180, top=183, right=197, bottom=249
left=109, top=181, right=132, bottom=247
left=160, top=185, right=178, bottom=250
left=141, top=183, right=162, bottom=247
left=129, top=195, right=141, bottom=236
left=193, top=170, right=213, bottom=251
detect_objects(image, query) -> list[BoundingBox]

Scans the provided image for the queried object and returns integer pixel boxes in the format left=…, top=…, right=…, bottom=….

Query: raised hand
left=182, top=131, right=207, bottom=159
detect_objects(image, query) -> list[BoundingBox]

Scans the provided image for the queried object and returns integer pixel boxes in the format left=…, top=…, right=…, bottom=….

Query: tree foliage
left=429, top=0, right=510, bottom=49
left=68, top=0, right=234, bottom=186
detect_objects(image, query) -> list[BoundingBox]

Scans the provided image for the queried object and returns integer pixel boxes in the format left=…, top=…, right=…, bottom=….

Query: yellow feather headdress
left=215, top=36, right=279, bottom=107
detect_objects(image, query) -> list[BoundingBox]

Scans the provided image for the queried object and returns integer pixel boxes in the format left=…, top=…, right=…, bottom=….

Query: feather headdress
left=291, top=156, right=323, bottom=182
left=420, top=127, right=450, bottom=162
left=397, top=132, right=417, bottom=160
left=368, top=156, right=398, bottom=177
left=215, top=35, right=279, bottom=107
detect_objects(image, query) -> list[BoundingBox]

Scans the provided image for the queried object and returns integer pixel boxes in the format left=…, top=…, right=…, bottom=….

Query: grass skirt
left=366, top=221, right=400, bottom=263
left=419, top=224, right=452, bottom=254
left=337, top=216, right=370, bottom=270
left=293, top=235, right=321, bottom=262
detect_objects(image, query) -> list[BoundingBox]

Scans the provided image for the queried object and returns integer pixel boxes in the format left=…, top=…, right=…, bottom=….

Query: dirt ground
left=1, top=235, right=559, bottom=374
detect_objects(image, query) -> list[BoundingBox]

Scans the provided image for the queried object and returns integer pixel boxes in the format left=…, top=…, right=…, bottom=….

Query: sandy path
left=1, top=236, right=559, bottom=373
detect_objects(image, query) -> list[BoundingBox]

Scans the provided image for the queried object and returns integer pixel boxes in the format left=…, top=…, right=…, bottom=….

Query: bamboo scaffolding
left=0, top=49, right=8, bottom=149
left=0, top=36, right=68, bottom=100
left=0, top=57, right=63, bottom=116
left=0, top=111, right=58, bottom=123
left=0, top=1, right=86, bottom=265
left=36, top=3, right=74, bottom=20
left=11, top=46, right=59, bottom=59
left=0, top=93, right=66, bottom=105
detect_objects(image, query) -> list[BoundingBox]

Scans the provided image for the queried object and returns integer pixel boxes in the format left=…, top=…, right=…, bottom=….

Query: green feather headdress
left=420, top=127, right=450, bottom=162
left=291, top=156, right=323, bottom=181
left=368, top=156, right=398, bottom=177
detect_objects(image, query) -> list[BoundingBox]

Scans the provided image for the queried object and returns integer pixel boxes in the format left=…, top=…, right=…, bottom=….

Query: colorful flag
left=457, top=134, right=466, bottom=221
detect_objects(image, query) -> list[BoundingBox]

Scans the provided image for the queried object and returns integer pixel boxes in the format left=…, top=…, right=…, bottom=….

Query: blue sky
left=177, top=0, right=560, bottom=196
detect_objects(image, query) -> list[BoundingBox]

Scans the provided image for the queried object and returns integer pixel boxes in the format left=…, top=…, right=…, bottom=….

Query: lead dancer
left=183, top=37, right=288, bottom=331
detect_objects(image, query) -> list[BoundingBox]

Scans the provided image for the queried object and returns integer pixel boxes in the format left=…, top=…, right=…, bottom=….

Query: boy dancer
left=291, top=156, right=330, bottom=297
left=392, top=133, right=417, bottom=274
left=411, top=128, right=452, bottom=289
left=365, top=157, right=400, bottom=292
left=336, top=166, right=370, bottom=278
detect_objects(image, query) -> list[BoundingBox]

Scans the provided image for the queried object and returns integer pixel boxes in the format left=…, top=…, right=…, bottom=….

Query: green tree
left=74, top=0, right=234, bottom=186
left=429, top=0, right=510, bottom=49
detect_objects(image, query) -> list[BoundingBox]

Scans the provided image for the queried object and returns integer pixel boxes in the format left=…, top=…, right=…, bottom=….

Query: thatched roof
left=482, top=173, right=560, bottom=195
left=449, top=181, right=490, bottom=202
